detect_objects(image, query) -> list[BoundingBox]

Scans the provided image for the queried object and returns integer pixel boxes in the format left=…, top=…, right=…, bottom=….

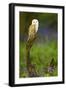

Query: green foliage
left=20, top=12, right=57, bottom=35
left=19, top=40, right=58, bottom=77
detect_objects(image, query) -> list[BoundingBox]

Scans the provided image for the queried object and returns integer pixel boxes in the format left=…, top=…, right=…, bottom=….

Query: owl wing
left=28, top=24, right=36, bottom=40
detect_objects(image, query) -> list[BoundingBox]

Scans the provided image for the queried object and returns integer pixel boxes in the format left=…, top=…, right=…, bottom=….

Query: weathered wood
left=26, top=34, right=38, bottom=77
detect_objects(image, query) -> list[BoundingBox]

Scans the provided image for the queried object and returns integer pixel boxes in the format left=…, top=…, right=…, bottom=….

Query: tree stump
left=26, top=34, right=38, bottom=77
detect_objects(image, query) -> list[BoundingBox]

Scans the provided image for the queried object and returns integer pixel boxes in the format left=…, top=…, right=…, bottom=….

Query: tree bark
left=26, top=34, right=37, bottom=77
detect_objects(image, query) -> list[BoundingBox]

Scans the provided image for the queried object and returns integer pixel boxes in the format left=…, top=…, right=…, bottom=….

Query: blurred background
left=19, top=12, right=58, bottom=78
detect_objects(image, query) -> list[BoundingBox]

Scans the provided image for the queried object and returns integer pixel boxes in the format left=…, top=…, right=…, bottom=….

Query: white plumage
left=28, top=19, right=39, bottom=41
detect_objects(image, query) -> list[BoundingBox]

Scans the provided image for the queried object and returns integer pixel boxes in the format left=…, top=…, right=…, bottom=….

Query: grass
left=19, top=40, right=58, bottom=78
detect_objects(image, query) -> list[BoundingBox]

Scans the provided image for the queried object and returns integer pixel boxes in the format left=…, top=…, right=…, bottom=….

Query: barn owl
left=28, top=19, right=39, bottom=41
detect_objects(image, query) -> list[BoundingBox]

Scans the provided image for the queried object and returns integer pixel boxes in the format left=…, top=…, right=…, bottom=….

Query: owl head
left=32, top=19, right=39, bottom=32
